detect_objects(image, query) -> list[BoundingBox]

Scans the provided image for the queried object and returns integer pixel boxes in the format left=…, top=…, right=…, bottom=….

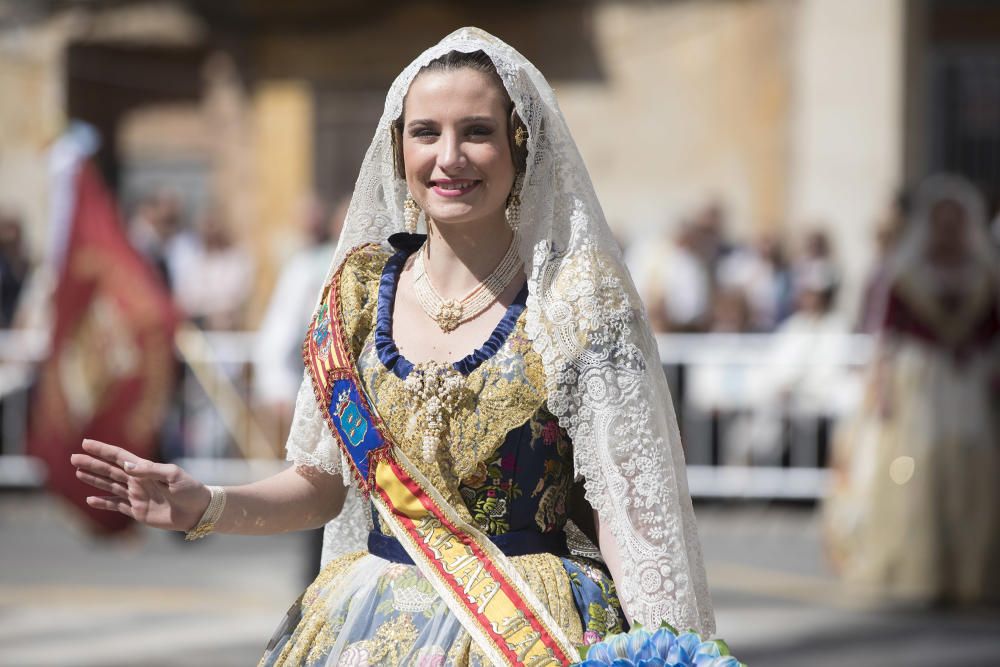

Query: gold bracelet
left=184, top=485, right=226, bottom=541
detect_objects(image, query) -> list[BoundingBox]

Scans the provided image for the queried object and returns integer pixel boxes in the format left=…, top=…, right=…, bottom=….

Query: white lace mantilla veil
left=284, top=26, right=715, bottom=635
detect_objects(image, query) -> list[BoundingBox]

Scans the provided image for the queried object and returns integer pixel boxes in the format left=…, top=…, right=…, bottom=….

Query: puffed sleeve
left=284, top=371, right=353, bottom=480
left=284, top=243, right=391, bottom=479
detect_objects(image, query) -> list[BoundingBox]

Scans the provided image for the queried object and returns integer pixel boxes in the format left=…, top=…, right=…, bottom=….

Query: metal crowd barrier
left=0, top=330, right=874, bottom=498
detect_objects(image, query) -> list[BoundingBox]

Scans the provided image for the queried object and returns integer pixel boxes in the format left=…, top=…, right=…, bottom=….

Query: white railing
left=0, top=330, right=874, bottom=497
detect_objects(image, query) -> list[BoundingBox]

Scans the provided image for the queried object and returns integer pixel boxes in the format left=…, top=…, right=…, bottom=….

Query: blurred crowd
left=124, top=189, right=346, bottom=456
left=625, top=200, right=847, bottom=338
left=0, top=208, right=33, bottom=330
left=0, top=179, right=996, bottom=445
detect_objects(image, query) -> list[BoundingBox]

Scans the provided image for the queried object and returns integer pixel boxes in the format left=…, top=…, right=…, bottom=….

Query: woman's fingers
left=86, top=495, right=135, bottom=518
left=125, top=461, right=183, bottom=484
left=70, top=453, right=130, bottom=485
left=75, top=469, right=129, bottom=498
left=81, top=439, right=145, bottom=469
left=79, top=440, right=180, bottom=484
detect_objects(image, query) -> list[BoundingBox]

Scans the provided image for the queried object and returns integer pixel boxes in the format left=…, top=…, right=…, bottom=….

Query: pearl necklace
left=413, top=232, right=522, bottom=333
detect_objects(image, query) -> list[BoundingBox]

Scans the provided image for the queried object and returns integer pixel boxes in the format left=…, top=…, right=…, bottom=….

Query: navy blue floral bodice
left=349, top=234, right=575, bottom=538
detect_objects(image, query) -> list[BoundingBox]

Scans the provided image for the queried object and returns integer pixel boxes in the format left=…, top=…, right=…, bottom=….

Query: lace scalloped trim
left=286, top=445, right=348, bottom=480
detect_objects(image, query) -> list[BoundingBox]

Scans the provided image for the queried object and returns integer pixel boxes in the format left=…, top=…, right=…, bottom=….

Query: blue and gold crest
left=329, top=378, right=385, bottom=484
left=335, top=389, right=368, bottom=446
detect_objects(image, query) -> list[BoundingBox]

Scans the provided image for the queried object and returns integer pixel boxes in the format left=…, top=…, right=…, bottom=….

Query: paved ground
left=1, top=494, right=998, bottom=666
left=696, top=504, right=1000, bottom=666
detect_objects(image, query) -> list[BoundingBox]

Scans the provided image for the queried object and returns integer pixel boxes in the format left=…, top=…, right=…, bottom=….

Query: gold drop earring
left=404, top=193, right=421, bottom=234
left=505, top=174, right=523, bottom=231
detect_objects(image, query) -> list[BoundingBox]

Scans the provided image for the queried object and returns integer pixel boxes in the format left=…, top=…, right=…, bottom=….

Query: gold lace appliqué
left=332, top=243, right=549, bottom=522
left=337, top=243, right=393, bottom=360
left=267, top=551, right=367, bottom=667
left=358, top=319, right=546, bottom=517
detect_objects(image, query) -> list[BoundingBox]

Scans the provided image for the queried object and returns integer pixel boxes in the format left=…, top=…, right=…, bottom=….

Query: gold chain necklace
left=413, top=233, right=522, bottom=333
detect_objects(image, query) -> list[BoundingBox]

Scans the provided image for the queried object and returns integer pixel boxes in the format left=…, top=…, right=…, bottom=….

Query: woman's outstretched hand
left=71, top=439, right=211, bottom=532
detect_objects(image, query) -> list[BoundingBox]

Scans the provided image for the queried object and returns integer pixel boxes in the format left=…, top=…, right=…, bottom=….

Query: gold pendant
left=435, top=299, right=463, bottom=332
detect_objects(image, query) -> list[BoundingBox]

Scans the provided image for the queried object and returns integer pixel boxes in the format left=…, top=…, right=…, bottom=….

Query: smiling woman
left=396, top=55, right=524, bottom=235
left=72, top=28, right=714, bottom=667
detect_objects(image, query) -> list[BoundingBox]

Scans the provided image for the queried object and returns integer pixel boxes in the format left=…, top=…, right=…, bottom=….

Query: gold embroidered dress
left=260, top=236, right=625, bottom=666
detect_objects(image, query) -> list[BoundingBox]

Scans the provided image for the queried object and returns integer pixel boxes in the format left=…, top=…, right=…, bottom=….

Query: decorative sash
left=303, top=256, right=578, bottom=667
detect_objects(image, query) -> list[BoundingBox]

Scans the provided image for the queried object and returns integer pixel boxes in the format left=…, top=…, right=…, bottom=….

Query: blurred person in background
left=127, top=188, right=183, bottom=289
left=253, top=194, right=345, bottom=580
left=692, top=199, right=735, bottom=279
left=691, top=285, right=755, bottom=466
left=716, top=231, right=794, bottom=332
left=857, top=192, right=909, bottom=334
left=169, top=206, right=254, bottom=460
left=254, top=195, right=346, bottom=437
left=631, top=220, right=712, bottom=332
left=708, top=286, right=754, bottom=334
left=661, top=221, right=713, bottom=332
left=826, top=175, right=1000, bottom=606
left=734, top=260, right=852, bottom=466
left=172, top=206, right=254, bottom=330
left=0, top=209, right=32, bottom=328
left=793, top=227, right=840, bottom=300
left=766, top=261, right=849, bottom=405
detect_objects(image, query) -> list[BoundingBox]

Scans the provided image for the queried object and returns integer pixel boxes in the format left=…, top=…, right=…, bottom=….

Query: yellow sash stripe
left=373, top=453, right=577, bottom=667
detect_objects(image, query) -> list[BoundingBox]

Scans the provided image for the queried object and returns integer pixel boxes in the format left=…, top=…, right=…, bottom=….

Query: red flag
left=28, top=159, right=180, bottom=534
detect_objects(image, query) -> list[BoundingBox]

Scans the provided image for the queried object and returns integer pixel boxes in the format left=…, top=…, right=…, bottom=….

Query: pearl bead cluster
left=403, top=361, right=465, bottom=463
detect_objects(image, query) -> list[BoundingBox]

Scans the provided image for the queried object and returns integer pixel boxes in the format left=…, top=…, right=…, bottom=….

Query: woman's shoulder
left=339, top=242, right=394, bottom=289
left=327, top=242, right=394, bottom=356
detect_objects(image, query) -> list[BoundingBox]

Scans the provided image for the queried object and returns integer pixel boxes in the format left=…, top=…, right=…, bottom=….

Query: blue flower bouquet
left=574, top=623, right=745, bottom=667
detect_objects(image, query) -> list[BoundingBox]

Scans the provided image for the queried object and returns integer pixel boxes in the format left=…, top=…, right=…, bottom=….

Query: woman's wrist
left=182, top=485, right=213, bottom=531
left=184, top=485, right=226, bottom=539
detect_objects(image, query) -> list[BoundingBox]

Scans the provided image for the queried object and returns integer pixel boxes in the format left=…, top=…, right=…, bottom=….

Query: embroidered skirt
left=258, top=550, right=625, bottom=666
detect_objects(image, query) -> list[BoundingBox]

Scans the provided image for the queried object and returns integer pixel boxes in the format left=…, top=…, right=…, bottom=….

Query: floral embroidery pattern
left=527, top=410, right=574, bottom=532
left=460, top=453, right=522, bottom=534
left=366, top=614, right=420, bottom=665
left=566, top=559, right=626, bottom=640
left=413, top=646, right=447, bottom=667
left=375, top=565, right=439, bottom=617
left=338, top=643, right=370, bottom=667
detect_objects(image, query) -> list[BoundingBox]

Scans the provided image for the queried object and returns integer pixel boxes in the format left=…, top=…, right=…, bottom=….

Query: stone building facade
left=2, top=0, right=991, bottom=324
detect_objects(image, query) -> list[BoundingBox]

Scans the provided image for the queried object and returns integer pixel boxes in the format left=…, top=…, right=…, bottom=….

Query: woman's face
left=928, top=199, right=968, bottom=259
left=401, top=68, right=515, bottom=230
